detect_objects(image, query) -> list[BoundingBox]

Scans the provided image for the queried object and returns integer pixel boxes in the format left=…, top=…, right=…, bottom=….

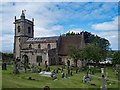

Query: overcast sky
left=0, top=1, right=119, bottom=52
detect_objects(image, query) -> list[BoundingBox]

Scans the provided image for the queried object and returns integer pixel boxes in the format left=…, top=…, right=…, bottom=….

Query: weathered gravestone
left=39, top=68, right=42, bottom=72
left=2, top=62, right=7, bottom=70
left=61, top=73, right=65, bottom=78
left=82, top=72, right=92, bottom=83
left=70, top=71, right=73, bottom=76
left=76, top=68, right=78, bottom=73
left=31, top=64, right=35, bottom=73
left=39, top=71, right=52, bottom=77
left=24, top=65, right=27, bottom=73
left=67, top=60, right=71, bottom=76
left=100, top=68, right=107, bottom=90
left=48, top=67, right=50, bottom=72
left=52, top=74, right=57, bottom=80
left=35, top=66, right=39, bottom=73
left=66, top=73, right=68, bottom=78
left=82, top=76, right=87, bottom=83
left=55, top=68, right=58, bottom=74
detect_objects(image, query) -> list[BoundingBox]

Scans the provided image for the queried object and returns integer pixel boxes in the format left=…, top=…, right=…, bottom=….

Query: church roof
left=26, top=36, right=59, bottom=43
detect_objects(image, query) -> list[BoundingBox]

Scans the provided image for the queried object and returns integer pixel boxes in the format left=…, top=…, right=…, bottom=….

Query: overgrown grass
left=2, top=65, right=119, bottom=89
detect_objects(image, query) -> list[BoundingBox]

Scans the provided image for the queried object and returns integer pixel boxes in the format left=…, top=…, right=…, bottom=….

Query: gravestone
left=24, top=65, right=27, bottom=73
left=45, top=61, right=48, bottom=69
left=39, top=71, right=52, bottom=77
left=35, top=66, right=39, bottom=73
left=2, top=62, right=7, bottom=70
left=82, top=76, right=87, bottom=83
left=65, top=73, right=68, bottom=78
left=48, top=67, right=50, bottom=72
left=31, top=64, right=35, bottom=73
left=70, top=71, right=73, bottom=76
left=51, top=70, right=55, bottom=74
left=82, top=72, right=92, bottom=83
left=61, top=73, right=65, bottom=78
left=61, top=66, right=64, bottom=73
left=18, top=62, right=21, bottom=69
left=13, top=59, right=19, bottom=74
left=88, top=65, right=91, bottom=74
left=76, top=68, right=78, bottom=73
left=100, top=68, right=107, bottom=90
left=55, top=68, right=58, bottom=74
left=28, top=77, right=36, bottom=80
left=52, top=74, right=57, bottom=80
left=78, top=66, right=80, bottom=72
left=39, top=68, right=42, bottom=72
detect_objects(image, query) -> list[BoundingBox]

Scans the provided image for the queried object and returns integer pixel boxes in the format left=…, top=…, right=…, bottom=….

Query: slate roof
left=26, top=36, right=59, bottom=43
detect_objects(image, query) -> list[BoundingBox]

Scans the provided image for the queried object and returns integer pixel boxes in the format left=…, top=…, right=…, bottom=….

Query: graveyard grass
left=2, top=65, right=119, bottom=89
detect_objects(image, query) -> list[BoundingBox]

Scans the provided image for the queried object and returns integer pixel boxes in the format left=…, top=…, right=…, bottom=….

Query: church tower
left=13, top=10, right=34, bottom=59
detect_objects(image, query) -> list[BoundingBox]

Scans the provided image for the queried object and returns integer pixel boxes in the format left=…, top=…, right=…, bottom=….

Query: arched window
left=47, top=44, right=51, bottom=49
left=29, top=44, right=32, bottom=48
left=18, top=26, right=20, bottom=32
left=38, top=44, right=41, bottom=49
left=28, top=27, right=31, bottom=34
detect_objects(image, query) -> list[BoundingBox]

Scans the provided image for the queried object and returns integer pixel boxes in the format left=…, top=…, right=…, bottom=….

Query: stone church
left=13, top=10, right=85, bottom=66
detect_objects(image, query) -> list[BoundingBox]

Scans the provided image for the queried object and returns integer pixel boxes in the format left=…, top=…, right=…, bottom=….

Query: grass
left=2, top=64, right=119, bottom=89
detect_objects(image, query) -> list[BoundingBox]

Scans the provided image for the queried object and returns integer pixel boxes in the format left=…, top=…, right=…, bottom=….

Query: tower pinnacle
left=21, top=10, right=26, bottom=19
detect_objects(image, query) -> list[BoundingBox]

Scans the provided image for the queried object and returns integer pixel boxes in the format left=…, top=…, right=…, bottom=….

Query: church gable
left=58, top=35, right=83, bottom=56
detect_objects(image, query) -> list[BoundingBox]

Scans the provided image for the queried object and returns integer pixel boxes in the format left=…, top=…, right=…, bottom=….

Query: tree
left=2, top=53, right=13, bottom=64
left=112, top=51, right=120, bottom=65
left=67, top=31, right=110, bottom=67
left=83, top=44, right=105, bottom=65
left=68, top=46, right=85, bottom=67
left=84, top=31, right=110, bottom=51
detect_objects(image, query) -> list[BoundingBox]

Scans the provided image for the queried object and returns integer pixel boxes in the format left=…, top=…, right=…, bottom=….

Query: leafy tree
left=2, top=53, right=13, bottom=64
left=66, top=31, right=76, bottom=36
left=112, top=51, right=120, bottom=65
left=69, top=44, right=106, bottom=67
left=67, top=31, right=110, bottom=67
left=84, top=31, right=110, bottom=51
left=68, top=46, right=85, bottom=67
left=83, top=44, right=105, bottom=64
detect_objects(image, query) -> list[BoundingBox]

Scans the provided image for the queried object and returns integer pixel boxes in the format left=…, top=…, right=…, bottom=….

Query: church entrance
left=22, top=54, right=29, bottom=65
